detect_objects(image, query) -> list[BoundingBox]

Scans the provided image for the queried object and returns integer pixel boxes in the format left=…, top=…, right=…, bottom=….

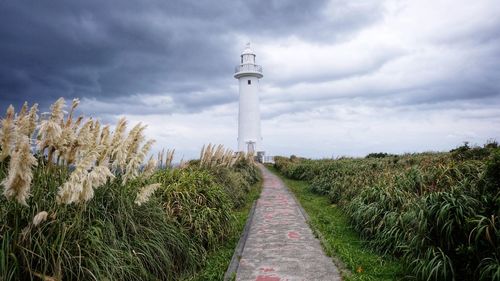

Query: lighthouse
left=234, top=43, right=264, bottom=154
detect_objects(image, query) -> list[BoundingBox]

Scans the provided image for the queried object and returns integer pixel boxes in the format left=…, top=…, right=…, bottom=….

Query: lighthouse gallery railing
left=234, top=64, right=263, bottom=74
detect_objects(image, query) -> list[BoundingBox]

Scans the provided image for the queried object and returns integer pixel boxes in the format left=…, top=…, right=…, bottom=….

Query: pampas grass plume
left=165, top=149, right=175, bottom=168
left=27, top=103, right=39, bottom=137
left=135, top=183, right=161, bottom=206
left=18, top=102, right=28, bottom=118
left=122, top=139, right=155, bottom=184
left=142, top=156, right=157, bottom=178
left=33, top=211, right=48, bottom=226
left=1, top=135, right=38, bottom=205
left=79, top=162, right=114, bottom=202
left=38, top=98, right=65, bottom=159
left=17, top=103, right=39, bottom=138
left=57, top=150, right=98, bottom=205
left=0, top=105, right=15, bottom=161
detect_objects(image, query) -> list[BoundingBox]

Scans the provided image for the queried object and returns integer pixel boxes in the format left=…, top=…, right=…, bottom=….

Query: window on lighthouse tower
left=248, top=80, right=251, bottom=85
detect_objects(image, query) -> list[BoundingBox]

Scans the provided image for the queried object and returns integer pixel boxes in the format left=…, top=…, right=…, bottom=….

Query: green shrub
left=1, top=159, right=260, bottom=280
left=153, top=168, right=234, bottom=248
left=0, top=158, right=200, bottom=281
left=274, top=145, right=500, bottom=281
left=0, top=98, right=261, bottom=280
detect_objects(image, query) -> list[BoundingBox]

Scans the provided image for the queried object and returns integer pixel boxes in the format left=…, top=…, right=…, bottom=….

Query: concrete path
left=236, top=166, right=341, bottom=281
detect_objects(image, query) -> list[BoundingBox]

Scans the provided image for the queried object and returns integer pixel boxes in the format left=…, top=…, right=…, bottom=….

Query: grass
left=267, top=165, right=405, bottom=281
left=183, top=176, right=263, bottom=281
left=1, top=97, right=266, bottom=280
left=273, top=148, right=500, bottom=280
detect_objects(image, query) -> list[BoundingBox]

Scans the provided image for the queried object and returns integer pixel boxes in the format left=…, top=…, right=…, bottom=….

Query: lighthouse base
left=256, top=151, right=265, bottom=163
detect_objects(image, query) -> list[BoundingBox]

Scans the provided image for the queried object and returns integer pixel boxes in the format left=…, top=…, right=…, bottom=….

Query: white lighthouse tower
left=234, top=43, right=264, bottom=154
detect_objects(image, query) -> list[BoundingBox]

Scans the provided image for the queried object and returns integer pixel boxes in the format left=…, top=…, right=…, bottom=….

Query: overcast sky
left=1, top=0, right=499, bottom=159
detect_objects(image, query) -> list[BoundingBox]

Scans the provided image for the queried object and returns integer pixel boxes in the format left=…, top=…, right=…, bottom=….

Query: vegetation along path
left=236, top=165, right=341, bottom=281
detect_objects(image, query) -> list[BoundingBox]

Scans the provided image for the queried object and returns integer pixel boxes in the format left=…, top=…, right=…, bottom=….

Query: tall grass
left=274, top=144, right=500, bottom=281
left=0, top=98, right=261, bottom=280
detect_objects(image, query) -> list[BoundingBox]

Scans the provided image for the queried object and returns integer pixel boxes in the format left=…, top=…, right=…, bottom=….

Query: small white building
left=234, top=43, right=264, bottom=156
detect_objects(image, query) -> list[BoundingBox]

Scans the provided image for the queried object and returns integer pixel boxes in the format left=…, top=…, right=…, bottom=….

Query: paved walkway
left=236, top=166, right=341, bottom=281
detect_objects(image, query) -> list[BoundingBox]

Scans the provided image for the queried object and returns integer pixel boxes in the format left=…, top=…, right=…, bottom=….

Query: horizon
left=1, top=0, right=499, bottom=160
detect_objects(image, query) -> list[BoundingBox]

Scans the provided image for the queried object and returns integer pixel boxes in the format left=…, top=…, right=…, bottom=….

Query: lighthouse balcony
left=234, top=64, right=263, bottom=78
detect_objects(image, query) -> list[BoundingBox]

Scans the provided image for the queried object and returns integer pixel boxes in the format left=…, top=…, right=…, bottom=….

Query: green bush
left=0, top=98, right=261, bottom=280
left=274, top=146, right=500, bottom=281
left=1, top=156, right=260, bottom=280
left=154, top=168, right=234, bottom=248
left=0, top=157, right=200, bottom=281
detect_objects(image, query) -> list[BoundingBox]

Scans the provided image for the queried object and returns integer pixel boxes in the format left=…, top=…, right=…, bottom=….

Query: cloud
left=1, top=0, right=499, bottom=158
left=0, top=0, right=382, bottom=110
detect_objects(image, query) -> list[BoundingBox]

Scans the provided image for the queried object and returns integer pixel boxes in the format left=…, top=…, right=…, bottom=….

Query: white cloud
left=122, top=103, right=238, bottom=161
left=79, top=0, right=500, bottom=159
left=262, top=99, right=500, bottom=158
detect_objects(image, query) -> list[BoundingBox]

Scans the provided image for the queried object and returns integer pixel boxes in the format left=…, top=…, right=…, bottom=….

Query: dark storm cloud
left=0, top=0, right=233, bottom=109
left=5, top=0, right=497, bottom=123
left=1, top=0, right=380, bottom=114
left=0, top=0, right=388, bottom=116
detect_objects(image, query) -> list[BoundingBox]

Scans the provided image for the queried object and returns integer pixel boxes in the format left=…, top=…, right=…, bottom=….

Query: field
left=274, top=144, right=500, bottom=281
left=0, top=98, right=261, bottom=280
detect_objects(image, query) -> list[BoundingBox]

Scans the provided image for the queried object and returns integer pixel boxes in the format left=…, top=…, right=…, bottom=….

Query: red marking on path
left=288, top=231, right=300, bottom=239
left=259, top=267, right=275, bottom=272
left=264, top=213, right=273, bottom=220
left=256, top=275, right=280, bottom=281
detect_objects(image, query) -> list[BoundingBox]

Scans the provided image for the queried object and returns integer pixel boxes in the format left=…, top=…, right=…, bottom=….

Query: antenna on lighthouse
left=234, top=43, right=264, bottom=161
